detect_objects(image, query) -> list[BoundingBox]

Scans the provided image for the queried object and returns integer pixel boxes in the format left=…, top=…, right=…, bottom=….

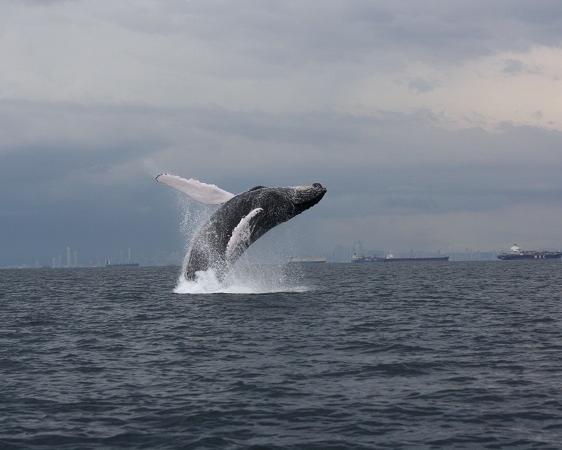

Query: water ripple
left=2, top=262, right=562, bottom=448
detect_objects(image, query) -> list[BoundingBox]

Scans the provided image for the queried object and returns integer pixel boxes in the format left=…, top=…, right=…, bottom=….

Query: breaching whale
left=156, top=174, right=327, bottom=280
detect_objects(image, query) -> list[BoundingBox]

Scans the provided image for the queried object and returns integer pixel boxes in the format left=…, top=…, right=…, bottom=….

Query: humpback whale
left=156, top=174, right=326, bottom=280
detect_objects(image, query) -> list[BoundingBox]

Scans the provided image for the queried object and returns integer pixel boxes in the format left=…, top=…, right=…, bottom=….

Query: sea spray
left=174, top=196, right=307, bottom=294
left=174, top=264, right=308, bottom=294
left=176, top=195, right=214, bottom=276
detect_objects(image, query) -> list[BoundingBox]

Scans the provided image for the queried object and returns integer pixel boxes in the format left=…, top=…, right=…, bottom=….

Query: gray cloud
left=407, top=78, right=438, bottom=93
left=22, top=0, right=562, bottom=67
left=502, top=58, right=541, bottom=75
left=186, top=0, right=562, bottom=63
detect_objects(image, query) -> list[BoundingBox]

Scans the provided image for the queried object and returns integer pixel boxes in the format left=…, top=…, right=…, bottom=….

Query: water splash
left=174, top=265, right=309, bottom=294
left=173, top=195, right=307, bottom=295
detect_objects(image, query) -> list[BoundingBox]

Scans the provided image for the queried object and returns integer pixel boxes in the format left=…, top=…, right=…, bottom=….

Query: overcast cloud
left=2, top=0, right=562, bottom=265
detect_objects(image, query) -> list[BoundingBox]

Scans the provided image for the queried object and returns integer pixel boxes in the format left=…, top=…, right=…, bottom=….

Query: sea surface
left=2, top=262, right=562, bottom=449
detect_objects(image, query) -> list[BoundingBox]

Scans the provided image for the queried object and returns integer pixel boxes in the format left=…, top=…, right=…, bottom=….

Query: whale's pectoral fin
left=155, top=173, right=235, bottom=205
left=225, top=208, right=264, bottom=263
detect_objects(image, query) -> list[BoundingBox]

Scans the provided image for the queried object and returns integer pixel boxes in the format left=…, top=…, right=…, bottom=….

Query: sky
left=2, top=0, right=562, bottom=265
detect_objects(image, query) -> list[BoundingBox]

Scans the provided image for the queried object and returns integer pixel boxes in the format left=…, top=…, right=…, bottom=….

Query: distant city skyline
left=0, top=242, right=546, bottom=269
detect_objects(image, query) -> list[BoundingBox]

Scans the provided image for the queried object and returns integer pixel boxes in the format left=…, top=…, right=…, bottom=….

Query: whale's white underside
left=226, top=208, right=263, bottom=262
left=155, top=173, right=234, bottom=205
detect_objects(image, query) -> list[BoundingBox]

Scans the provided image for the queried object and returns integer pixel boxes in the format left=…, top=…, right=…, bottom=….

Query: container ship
left=497, top=244, right=562, bottom=260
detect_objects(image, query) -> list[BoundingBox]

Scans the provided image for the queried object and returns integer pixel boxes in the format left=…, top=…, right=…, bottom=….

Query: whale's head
left=244, top=183, right=326, bottom=227
left=290, top=183, right=327, bottom=215
left=261, top=183, right=326, bottom=220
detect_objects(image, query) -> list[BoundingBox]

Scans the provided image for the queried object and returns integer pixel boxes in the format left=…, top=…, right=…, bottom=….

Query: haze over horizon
left=3, top=0, right=562, bottom=266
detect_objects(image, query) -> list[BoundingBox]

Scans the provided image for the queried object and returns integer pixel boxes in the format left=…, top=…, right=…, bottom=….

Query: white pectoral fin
left=226, top=208, right=263, bottom=262
left=155, top=173, right=235, bottom=205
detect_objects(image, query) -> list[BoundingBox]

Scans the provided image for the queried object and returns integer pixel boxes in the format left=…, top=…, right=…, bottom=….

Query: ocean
left=1, top=262, right=562, bottom=449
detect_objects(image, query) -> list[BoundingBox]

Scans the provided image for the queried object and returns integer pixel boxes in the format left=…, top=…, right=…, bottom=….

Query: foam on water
left=174, top=266, right=309, bottom=294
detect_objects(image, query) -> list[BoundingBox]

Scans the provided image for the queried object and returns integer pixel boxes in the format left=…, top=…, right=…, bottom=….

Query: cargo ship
left=105, top=263, right=140, bottom=267
left=352, top=252, right=449, bottom=263
left=287, top=257, right=327, bottom=264
left=105, top=259, right=140, bottom=267
left=497, top=244, right=562, bottom=261
left=351, top=253, right=384, bottom=263
left=383, top=254, right=449, bottom=262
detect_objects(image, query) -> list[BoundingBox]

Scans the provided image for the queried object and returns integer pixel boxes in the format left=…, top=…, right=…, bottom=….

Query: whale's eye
left=313, top=183, right=323, bottom=189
